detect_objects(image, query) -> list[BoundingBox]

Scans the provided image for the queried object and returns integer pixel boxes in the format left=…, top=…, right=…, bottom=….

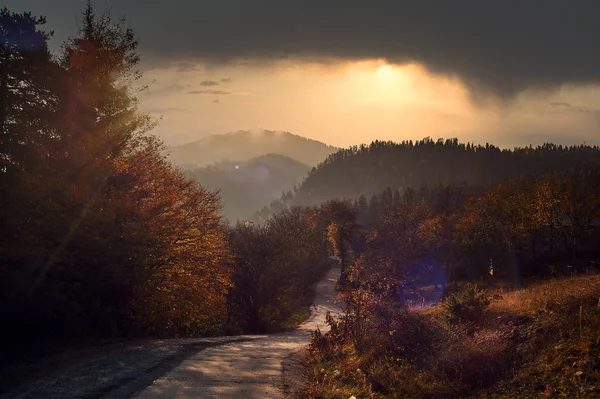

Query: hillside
left=167, top=130, right=337, bottom=167
left=185, top=154, right=311, bottom=222
left=298, top=274, right=600, bottom=398
left=294, top=138, right=600, bottom=206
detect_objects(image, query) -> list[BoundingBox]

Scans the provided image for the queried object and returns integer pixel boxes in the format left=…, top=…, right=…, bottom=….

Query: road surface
left=135, top=266, right=342, bottom=398
left=2, top=266, right=342, bottom=399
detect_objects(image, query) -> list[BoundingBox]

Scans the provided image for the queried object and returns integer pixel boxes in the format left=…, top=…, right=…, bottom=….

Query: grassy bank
left=295, top=274, right=600, bottom=398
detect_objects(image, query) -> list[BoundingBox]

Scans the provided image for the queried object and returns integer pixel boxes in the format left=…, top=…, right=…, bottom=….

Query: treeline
left=299, top=168, right=600, bottom=399
left=342, top=167, right=600, bottom=298
left=294, top=138, right=600, bottom=206
left=0, top=5, right=334, bottom=359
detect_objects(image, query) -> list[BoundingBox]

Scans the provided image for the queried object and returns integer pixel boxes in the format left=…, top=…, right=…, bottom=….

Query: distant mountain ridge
left=185, top=153, right=311, bottom=222
left=167, top=130, right=338, bottom=167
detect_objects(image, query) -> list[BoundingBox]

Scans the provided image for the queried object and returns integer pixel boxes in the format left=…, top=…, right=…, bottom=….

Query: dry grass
left=489, top=274, right=600, bottom=316
left=479, top=274, right=600, bottom=398
left=296, top=273, right=600, bottom=398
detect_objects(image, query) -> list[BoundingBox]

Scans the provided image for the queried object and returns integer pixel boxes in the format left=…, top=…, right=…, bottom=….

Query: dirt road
left=2, top=266, right=342, bottom=399
left=135, top=266, right=342, bottom=398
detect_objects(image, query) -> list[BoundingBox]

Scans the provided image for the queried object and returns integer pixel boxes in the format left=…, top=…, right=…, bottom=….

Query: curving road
left=135, top=266, right=342, bottom=398
left=2, top=266, right=342, bottom=399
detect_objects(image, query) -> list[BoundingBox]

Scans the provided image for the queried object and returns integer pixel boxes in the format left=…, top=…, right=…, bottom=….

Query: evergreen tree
left=0, top=8, right=59, bottom=172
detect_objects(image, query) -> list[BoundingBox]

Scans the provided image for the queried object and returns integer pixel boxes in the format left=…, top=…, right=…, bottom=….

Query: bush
left=226, top=207, right=331, bottom=333
left=443, top=283, right=490, bottom=324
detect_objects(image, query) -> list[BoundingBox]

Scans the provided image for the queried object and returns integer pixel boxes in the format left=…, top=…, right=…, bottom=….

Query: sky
left=6, top=1, right=600, bottom=148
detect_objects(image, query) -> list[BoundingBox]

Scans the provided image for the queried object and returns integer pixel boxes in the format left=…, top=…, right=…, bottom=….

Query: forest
left=0, top=5, right=337, bottom=368
left=293, top=138, right=600, bottom=207
left=295, top=168, right=600, bottom=397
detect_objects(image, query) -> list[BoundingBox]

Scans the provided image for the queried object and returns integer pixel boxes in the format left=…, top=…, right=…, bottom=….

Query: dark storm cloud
left=200, top=80, right=220, bottom=87
left=187, top=90, right=229, bottom=95
left=6, top=0, right=600, bottom=97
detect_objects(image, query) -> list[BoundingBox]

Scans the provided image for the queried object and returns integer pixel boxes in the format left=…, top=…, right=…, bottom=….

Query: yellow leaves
left=112, top=157, right=130, bottom=173
left=418, top=215, right=444, bottom=245
left=104, top=140, right=233, bottom=336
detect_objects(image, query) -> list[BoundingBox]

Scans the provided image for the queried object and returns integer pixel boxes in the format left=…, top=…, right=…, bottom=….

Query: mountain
left=293, top=138, right=600, bottom=206
left=185, top=153, right=311, bottom=222
left=167, top=130, right=338, bottom=167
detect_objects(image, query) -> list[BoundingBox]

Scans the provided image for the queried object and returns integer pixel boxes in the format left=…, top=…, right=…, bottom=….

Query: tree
left=0, top=8, right=59, bottom=172
left=109, top=139, right=232, bottom=335
left=351, top=200, right=430, bottom=301
left=227, top=207, right=329, bottom=333
left=0, top=9, right=63, bottom=291
left=454, top=192, right=510, bottom=281
left=1, top=4, right=233, bottom=345
left=314, top=200, right=358, bottom=287
left=560, top=167, right=600, bottom=267
left=0, top=9, right=66, bottom=346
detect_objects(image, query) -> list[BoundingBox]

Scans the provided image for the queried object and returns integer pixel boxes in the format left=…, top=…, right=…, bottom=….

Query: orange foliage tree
left=1, top=4, right=232, bottom=345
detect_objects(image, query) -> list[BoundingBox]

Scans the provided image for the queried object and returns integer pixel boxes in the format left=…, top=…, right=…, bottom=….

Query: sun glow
left=375, top=64, right=396, bottom=87
left=144, top=59, right=475, bottom=147
left=338, top=61, right=416, bottom=106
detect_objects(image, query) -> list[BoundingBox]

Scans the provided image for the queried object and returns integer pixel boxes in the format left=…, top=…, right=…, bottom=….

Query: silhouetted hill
left=294, top=138, right=600, bottom=206
left=185, top=154, right=311, bottom=221
left=167, top=130, right=337, bottom=167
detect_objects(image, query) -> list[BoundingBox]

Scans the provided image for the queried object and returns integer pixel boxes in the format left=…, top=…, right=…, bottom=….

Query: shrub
left=443, top=283, right=490, bottom=324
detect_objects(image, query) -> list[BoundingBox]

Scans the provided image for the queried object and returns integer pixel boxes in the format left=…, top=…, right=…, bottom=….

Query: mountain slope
left=168, top=130, right=337, bottom=167
left=185, top=154, right=311, bottom=221
left=294, top=138, right=600, bottom=206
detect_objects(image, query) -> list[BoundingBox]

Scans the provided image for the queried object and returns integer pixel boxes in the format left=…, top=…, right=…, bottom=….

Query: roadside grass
left=295, top=274, right=600, bottom=398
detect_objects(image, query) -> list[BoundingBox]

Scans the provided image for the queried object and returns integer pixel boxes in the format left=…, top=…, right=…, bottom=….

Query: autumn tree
left=48, top=3, right=232, bottom=336
left=1, top=4, right=233, bottom=347
left=351, top=199, right=430, bottom=300
left=560, top=167, right=600, bottom=267
left=120, top=141, right=232, bottom=336
left=313, top=199, right=358, bottom=287
left=227, top=207, right=330, bottom=333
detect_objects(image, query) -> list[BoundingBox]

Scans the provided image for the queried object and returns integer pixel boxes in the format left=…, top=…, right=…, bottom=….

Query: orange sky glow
left=140, top=59, right=600, bottom=148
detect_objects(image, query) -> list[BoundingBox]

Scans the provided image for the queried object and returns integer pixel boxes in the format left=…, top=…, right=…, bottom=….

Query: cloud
left=147, top=107, right=186, bottom=113
left=174, top=62, right=200, bottom=72
left=549, top=102, right=572, bottom=108
left=9, top=0, right=600, bottom=98
left=550, top=102, right=600, bottom=115
left=134, top=1, right=600, bottom=99
left=220, top=77, right=233, bottom=83
left=145, top=84, right=191, bottom=96
left=187, top=90, right=229, bottom=95
left=213, top=99, right=220, bottom=103
left=200, top=80, right=220, bottom=87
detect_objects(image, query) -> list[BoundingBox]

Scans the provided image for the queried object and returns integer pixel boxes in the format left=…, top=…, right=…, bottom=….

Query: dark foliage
left=295, top=138, right=600, bottom=206
left=226, top=207, right=331, bottom=333
left=0, top=5, right=233, bottom=358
